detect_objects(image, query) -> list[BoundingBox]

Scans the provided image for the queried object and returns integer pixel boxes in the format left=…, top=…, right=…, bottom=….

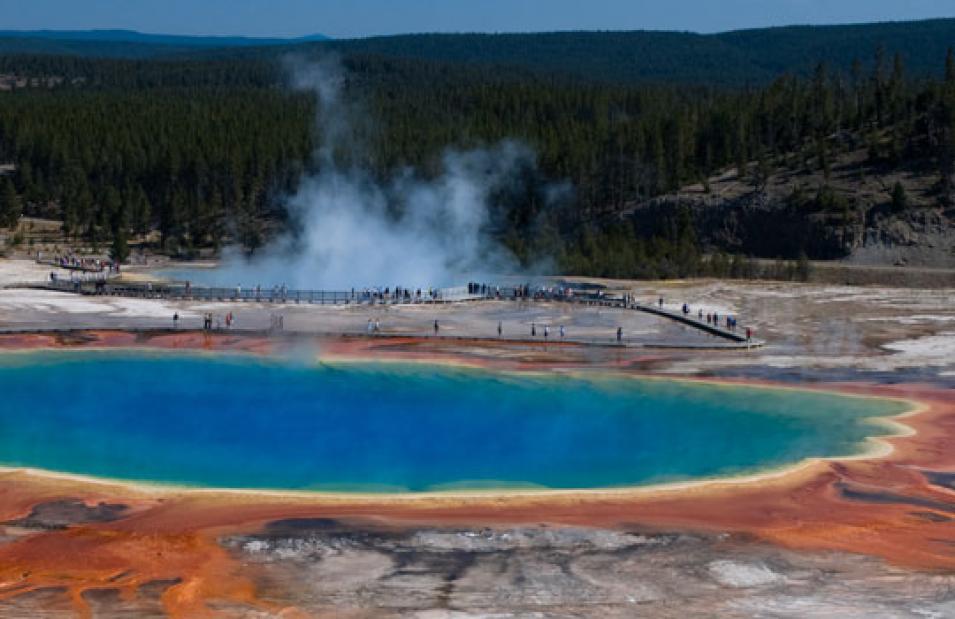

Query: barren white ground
left=2, top=259, right=953, bottom=378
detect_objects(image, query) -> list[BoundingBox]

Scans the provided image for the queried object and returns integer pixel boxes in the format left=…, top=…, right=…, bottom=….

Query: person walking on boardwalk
left=544, top=325, right=549, bottom=339
left=531, top=323, right=536, bottom=337
left=658, top=297, right=664, bottom=308
left=173, top=312, right=179, bottom=329
left=433, top=319, right=439, bottom=335
left=616, top=327, right=623, bottom=342
left=497, top=321, right=503, bottom=337
left=560, top=325, right=565, bottom=339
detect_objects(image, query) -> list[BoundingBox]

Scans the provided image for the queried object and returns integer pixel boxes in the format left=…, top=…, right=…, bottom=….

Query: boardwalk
left=13, top=278, right=763, bottom=348
left=629, top=303, right=753, bottom=343
left=28, top=279, right=481, bottom=305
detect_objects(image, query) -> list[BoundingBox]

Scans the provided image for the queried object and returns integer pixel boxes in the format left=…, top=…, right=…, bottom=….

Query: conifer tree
left=946, top=48, right=955, bottom=84
left=0, top=178, right=21, bottom=228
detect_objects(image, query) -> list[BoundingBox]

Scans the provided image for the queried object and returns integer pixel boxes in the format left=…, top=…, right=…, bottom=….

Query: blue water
left=0, top=352, right=908, bottom=493
left=156, top=266, right=235, bottom=287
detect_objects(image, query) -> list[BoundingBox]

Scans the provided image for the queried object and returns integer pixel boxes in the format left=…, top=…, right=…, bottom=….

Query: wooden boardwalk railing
left=26, top=279, right=493, bottom=305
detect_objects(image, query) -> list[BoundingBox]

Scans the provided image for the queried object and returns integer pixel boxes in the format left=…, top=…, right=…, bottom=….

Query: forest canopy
left=2, top=22, right=955, bottom=277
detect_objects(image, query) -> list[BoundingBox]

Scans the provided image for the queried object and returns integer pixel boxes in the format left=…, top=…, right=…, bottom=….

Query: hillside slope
left=0, top=29, right=328, bottom=59
left=626, top=144, right=955, bottom=268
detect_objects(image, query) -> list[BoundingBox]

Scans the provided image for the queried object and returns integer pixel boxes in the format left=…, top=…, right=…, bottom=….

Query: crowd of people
left=355, top=286, right=436, bottom=303
left=37, top=251, right=119, bottom=274
left=673, top=299, right=753, bottom=341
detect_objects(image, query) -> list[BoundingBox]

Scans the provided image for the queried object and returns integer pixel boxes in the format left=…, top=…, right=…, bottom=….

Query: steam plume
left=215, top=55, right=543, bottom=290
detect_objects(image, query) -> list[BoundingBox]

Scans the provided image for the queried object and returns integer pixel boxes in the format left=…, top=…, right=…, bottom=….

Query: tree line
left=1, top=46, right=954, bottom=276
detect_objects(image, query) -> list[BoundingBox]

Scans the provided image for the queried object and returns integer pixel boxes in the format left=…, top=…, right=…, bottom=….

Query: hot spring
left=0, top=352, right=909, bottom=493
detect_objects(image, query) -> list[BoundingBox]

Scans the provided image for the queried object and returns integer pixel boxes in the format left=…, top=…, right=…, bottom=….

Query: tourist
left=617, top=327, right=623, bottom=342
left=434, top=319, right=439, bottom=335
left=544, top=325, right=549, bottom=339
left=531, top=323, right=536, bottom=337
left=658, top=297, right=664, bottom=308
left=560, top=325, right=565, bottom=339
left=746, top=327, right=753, bottom=341
left=173, top=312, right=179, bottom=328
left=698, top=309, right=703, bottom=321
left=375, top=319, right=381, bottom=333
left=497, top=321, right=503, bottom=337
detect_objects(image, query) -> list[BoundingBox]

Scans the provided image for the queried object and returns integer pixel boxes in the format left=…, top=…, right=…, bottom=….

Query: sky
left=0, top=0, right=952, bottom=39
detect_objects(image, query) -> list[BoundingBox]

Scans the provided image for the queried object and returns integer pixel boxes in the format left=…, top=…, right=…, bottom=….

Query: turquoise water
left=0, top=352, right=909, bottom=493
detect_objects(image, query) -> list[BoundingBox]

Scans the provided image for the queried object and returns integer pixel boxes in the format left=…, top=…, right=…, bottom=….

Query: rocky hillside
left=625, top=145, right=955, bottom=268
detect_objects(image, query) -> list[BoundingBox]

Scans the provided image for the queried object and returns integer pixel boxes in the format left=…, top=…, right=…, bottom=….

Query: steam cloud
left=214, top=55, right=546, bottom=290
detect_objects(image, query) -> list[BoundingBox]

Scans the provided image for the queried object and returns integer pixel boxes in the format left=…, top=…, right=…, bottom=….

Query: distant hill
left=313, top=19, right=955, bottom=85
left=3, top=19, right=954, bottom=85
left=0, top=29, right=328, bottom=59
